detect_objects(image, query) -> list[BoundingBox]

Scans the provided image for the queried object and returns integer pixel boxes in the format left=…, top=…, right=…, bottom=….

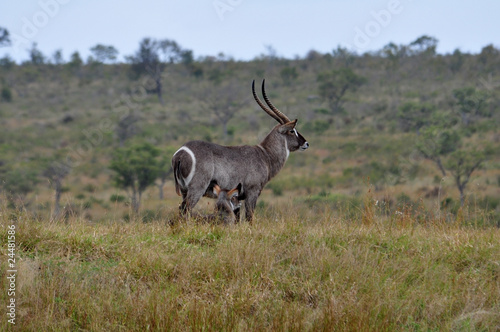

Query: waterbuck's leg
left=179, top=190, right=190, bottom=215
left=179, top=189, right=204, bottom=217
left=244, top=193, right=259, bottom=222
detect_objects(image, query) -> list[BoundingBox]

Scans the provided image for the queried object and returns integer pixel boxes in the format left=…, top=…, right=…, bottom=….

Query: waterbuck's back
left=173, top=140, right=268, bottom=198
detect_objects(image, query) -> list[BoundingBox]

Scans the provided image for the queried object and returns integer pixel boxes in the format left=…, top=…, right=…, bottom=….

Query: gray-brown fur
left=213, top=184, right=241, bottom=224
left=193, top=184, right=241, bottom=224
left=172, top=80, right=309, bottom=221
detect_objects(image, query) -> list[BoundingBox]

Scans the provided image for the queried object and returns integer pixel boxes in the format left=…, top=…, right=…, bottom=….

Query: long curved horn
left=252, top=80, right=283, bottom=124
left=261, top=79, right=291, bottom=124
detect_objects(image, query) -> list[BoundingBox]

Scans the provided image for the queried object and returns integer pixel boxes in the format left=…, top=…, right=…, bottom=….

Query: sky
left=1, top=0, right=499, bottom=63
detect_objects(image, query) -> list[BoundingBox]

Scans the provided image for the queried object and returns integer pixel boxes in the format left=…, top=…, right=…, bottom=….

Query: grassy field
left=1, top=200, right=499, bottom=331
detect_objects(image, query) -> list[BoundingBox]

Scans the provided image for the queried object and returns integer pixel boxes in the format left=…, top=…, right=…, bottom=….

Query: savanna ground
left=1, top=196, right=499, bottom=331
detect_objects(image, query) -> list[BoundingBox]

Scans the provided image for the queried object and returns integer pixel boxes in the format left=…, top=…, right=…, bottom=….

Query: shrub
left=75, top=193, right=86, bottom=200
left=301, top=192, right=361, bottom=210
left=267, top=182, right=283, bottom=196
left=339, top=142, right=357, bottom=154
left=476, top=196, right=500, bottom=211
left=83, top=183, right=97, bottom=193
left=343, top=167, right=362, bottom=177
left=1, top=86, right=12, bottom=102
left=110, top=194, right=126, bottom=203
left=303, top=120, right=331, bottom=135
left=141, top=209, right=157, bottom=223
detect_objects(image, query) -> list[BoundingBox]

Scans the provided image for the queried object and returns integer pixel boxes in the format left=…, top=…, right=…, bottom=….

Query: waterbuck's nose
left=301, top=142, right=309, bottom=150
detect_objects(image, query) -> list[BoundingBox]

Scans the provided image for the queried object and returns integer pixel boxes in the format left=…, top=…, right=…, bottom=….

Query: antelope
left=211, top=183, right=241, bottom=224
left=172, top=79, right=309, bottom=221
left=170, top=184, right=241, bottom=225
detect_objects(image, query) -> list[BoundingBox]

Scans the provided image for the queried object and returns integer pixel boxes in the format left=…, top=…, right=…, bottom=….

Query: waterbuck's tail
left=173, top=160, right=184, bottom=196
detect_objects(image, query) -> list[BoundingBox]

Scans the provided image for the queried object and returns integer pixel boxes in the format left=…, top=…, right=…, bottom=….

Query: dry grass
left=1, top=203, right=499, bottom=331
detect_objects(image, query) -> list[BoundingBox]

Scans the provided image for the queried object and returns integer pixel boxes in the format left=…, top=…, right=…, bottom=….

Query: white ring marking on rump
left=174, top=146, right=197, bottom=186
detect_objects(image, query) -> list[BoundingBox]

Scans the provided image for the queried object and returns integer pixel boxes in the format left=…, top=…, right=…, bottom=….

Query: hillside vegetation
left=0, top=39, right=499, bottom=223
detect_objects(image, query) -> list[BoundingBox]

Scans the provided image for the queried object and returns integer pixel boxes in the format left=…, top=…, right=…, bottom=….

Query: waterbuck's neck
left=258, top=127, right=289, bottom=180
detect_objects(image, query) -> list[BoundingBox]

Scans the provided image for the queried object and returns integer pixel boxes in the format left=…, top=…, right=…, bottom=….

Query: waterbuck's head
left=213, top=183, right=242, bottom=224
left=252, top=80, right=309, bottom=153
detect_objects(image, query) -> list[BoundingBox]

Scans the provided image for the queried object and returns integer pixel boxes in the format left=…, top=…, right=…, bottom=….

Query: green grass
left=1, top=206, right=499, bottom=331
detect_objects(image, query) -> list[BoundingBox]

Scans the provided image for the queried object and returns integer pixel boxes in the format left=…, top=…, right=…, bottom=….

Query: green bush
left=141, top=209, right=158, bottom=223
left=1, top=86, right=12, bottom=102
left=396, top=193, right=412, bottom=206
left=301, top=192, right=361, bottom=210
left=343, top=167, right=362, bottom=177
left=267, top=181, right=283, bottom=196
left=339, top=142, right=357, bottom=154
left=110, top=194, right=126, bottom=203
left=83, top=183, right=97, bottom=193
left=441, top=197, right=460, bottom=214
left=303, top=120, right=331, bottom=135
left=476, top=196, right=500, bottom=211
left=75, top=193, right=86, bottom=200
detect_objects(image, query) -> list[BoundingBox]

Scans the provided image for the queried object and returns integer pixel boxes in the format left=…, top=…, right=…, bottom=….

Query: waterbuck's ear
left=278, top=119, right=298, bottom=134
left=213, top=184, right=221, bottom=196
left=229, top=183, right=242, bottom=198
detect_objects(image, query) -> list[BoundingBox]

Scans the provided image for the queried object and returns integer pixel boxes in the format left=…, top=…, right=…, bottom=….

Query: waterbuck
left=187, top=183, right=242, bottom=224
left=170, top=183, right=241, bottom=225
left=211, top=183, right=242, bottom=224
left=172, top=79, right=309, bottom=221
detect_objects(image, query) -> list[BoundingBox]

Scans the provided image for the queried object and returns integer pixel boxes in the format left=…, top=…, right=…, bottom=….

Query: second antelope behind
left=212, top=184, right=241, bottom=225
left=172, top=79, right=309, bottom=222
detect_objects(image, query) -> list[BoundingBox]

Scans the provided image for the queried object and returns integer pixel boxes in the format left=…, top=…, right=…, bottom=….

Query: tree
left=415, top=88, right=492, bottom=208
left=381, top=42, right=412, bottom=71
left=29, top=43, right=45, bottom=65
left=109, top=142, right=161, bottom=213
left=446, top=150, right=486, bottom=206
left=1, top=87, right=12, bottom=102
left=449, top=49, right=464, bottom=74
left=43, top=162, right=70, bottom=218
left=332, top=45, right=355, bottom=67
left=68, top=51, right=83, bottom=68
left=397, top=102, right=436, bottom=132
left=115, top=113, right=141, bottom=146
left=409, top=35, right=438, bottom=56
left=382, top=42, right=409, bottom=61
left=127, top=38, right=184, bottom=105
left=0, top=167, right=39, bottom=208
left=52, top=49, right=64, bottom=65
left=0, top=55, right=15, bottom=69
left=452, top=87, right=489, bottom=126
left=416, top=126, right=461, bottom=176
left=180, top=49, right=203, bottom=78
left=478, top=44, right=499, bottom=67
left=280, top=66, right=298, bottom=86
left=200, top=79, right=247, bottom=140
left=89, top=44, right=118, bottom=64
left=317, top=67, right=366, bottom=114
left=0, top=27, right=10, bottom=47
left=156, top=155, right=173, bottom=200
